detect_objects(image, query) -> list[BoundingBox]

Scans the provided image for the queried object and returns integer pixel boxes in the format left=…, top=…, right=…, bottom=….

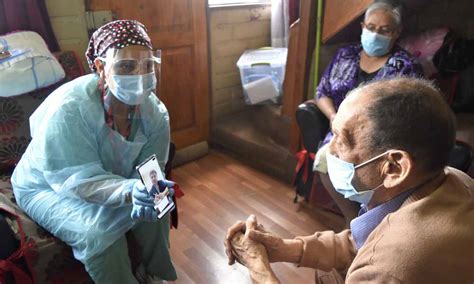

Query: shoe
left=135, top=264, right=168, bottom=284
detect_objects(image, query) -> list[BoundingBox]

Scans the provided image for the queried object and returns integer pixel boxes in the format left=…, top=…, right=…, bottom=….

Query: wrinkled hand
left=225, top=218, right=246, bottom=265
left=225, top=215, right=269, bottom=265
left=131, top=181, right=157, bottom=222
left=246, top=225, right=287, bottom=263
left=225, top=215, right=303, bottom=265
left=229, top=215, right=269, bottom=268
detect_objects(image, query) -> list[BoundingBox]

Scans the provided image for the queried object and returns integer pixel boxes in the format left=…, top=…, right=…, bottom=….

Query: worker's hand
left=130, top=181, right=157, bottom=222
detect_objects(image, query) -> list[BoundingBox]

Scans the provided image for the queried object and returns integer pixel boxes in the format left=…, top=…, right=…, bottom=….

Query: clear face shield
left=99, top=48, right=161, bottom=106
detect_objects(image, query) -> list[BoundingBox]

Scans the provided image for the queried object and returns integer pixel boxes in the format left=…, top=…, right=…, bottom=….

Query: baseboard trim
left=173, top=141, right=209, bottom=167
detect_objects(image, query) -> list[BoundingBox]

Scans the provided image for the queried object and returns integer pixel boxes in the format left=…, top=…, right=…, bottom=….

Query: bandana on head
left=85, top=19, right=153, bottom=72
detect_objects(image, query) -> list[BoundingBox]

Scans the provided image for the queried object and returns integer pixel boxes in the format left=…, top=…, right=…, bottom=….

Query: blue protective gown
left=11, top=74, right=176, bottom=280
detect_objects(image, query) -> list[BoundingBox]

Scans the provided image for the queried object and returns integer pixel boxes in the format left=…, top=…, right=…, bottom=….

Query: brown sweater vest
left=296, top=167, right=474, bottom=283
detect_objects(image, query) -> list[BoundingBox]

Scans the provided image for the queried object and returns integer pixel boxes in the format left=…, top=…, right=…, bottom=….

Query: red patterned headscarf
left=85, top=19, right=153, bottom=72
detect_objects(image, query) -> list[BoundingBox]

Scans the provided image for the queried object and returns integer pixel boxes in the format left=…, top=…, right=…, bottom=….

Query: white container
left=236, top=48, right=288, bottom=104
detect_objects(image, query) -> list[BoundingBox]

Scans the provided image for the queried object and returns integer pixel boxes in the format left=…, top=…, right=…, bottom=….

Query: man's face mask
left=360, top=28, right=392, bottom=57
left=326, top=151, right=389, bottom=205
left=100, top=49, right=161, bottom=105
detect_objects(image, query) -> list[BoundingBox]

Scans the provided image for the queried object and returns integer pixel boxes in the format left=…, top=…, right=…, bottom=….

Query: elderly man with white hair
left=225, top=77, right=474, bottom=283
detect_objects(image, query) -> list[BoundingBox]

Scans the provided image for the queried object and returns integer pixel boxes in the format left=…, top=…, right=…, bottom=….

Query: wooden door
left=89, top=0, right=210, bottom=149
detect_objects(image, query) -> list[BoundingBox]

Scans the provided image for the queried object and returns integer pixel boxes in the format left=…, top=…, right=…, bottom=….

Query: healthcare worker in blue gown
left=11, top=20, right=177, bottom=283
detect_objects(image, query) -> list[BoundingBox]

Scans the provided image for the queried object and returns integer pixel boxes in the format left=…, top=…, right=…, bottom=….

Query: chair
left=293, top=102, right=328, bottom=201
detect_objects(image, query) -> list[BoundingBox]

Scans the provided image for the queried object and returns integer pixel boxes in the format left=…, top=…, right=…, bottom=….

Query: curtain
left=271, top=0, right=300, bottom=48
left=271, top=0, right=290, bottom=47
left=0, top=0, right=59, bottom=51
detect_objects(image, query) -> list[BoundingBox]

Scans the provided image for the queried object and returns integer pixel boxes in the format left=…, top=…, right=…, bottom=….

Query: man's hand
left=247, top=225, right=303, bottom=264
left=225, top=219, right=246, bottom=265
left=230, top=215, right=268, bottom=267
left=230, top=215, right=280, bottom=284
left=225, top=215, right=304, bottom=265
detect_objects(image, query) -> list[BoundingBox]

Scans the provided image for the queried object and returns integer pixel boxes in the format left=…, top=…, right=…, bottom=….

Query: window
left=209, top=0, right=270, bottom=8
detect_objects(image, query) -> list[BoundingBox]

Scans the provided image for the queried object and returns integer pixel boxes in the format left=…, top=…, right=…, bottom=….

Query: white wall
left=45, top=0, right=90, bottom=71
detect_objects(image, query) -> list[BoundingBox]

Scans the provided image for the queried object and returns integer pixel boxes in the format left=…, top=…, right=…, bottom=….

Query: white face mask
left=326, top=151, right=389, bottom=205
left=108, top=72, right=157, bottom=105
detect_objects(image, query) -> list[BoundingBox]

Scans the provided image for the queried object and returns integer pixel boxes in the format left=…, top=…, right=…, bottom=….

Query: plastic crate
left=236, top=48, right=288, bottom=104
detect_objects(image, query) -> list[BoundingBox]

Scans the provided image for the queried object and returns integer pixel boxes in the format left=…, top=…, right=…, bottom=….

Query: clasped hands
left=224, top=215, right=304, bottom=283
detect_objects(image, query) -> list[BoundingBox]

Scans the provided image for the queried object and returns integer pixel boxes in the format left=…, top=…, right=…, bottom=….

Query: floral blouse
left=317, top=43, right=423, bottom=145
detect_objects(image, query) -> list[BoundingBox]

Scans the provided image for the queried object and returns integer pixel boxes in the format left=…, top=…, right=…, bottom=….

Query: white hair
left=364, top=2, right=402, bottom=28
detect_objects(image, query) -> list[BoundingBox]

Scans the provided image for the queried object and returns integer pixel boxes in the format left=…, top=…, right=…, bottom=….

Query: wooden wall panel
left=281, top=20, right=299, bottom=117
left=322, top=0, right=372, bottom=43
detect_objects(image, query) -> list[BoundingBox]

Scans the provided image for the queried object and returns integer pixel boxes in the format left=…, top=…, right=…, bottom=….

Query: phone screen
left=135, top=154, right=175, bottom=219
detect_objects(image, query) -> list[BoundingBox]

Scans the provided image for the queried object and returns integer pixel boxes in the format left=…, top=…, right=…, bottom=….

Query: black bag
left=433, top=31, right=474, bottom=76
left=293, top=103, right=329, bottom=200
left=452, top=64, right=474, bottom=112
left=449, top=141, right=473, bottom=173
left=295, top=102, right=329, bottom=153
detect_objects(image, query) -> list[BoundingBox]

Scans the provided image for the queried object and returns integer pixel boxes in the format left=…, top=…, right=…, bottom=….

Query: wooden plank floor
left=169, top=151, right=343, bottom=283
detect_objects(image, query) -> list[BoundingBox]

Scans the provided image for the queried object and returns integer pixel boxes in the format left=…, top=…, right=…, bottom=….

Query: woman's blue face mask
left=108, top=72, right=157, bottom=105
left=326, top=151, right=389, bottom=205
left=99, top=50, right=161, bottom=105
left=361, top=28, right=392, bottom=57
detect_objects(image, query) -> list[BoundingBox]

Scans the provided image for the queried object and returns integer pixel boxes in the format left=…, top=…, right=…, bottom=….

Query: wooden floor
left=169, top=151, right=343, bottom=284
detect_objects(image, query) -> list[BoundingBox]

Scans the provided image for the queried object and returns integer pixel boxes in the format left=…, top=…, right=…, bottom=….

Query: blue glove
left=130, top=181, right=157, bottom=222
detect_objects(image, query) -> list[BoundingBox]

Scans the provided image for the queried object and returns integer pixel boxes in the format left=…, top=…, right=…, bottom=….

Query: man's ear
left=94, top=58, right=106, bottom=80
left=382, top=150, right=412, bottom=188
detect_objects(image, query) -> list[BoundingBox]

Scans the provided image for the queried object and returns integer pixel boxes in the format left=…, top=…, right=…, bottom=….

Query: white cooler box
left=236, top=48, right=287, bottom=105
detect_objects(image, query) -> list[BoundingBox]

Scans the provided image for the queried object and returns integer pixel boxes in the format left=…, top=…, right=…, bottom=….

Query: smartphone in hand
left=136, top=154, right=175, bottom=219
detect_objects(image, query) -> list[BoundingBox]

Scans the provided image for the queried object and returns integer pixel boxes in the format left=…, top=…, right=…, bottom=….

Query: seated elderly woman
left=11, top=20, right=176, bottom=283
left=301, top=1, right=422, bottom=224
